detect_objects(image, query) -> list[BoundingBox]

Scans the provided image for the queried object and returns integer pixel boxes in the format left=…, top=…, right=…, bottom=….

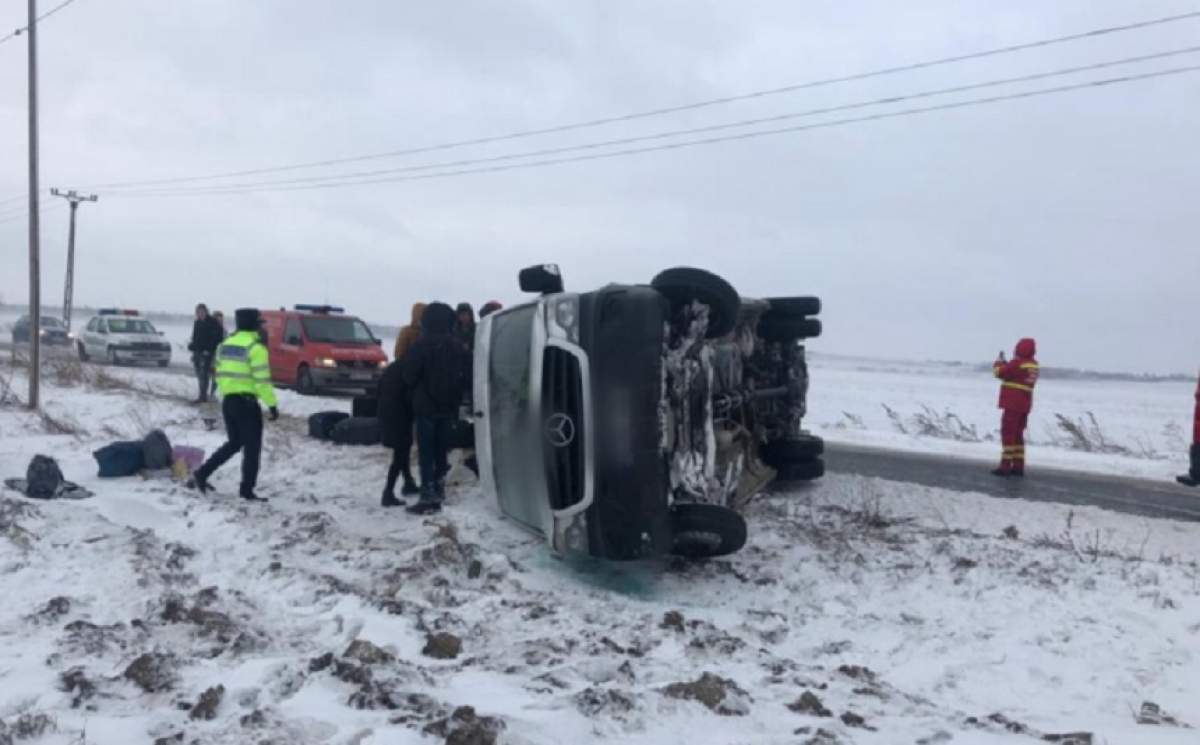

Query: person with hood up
left=478, top=300, right=503, bottom=319
left=402, top=302, right=470, bottom=514
left=187, top=303, right=224, bottom=404
left=455, top=302, right=477, bottom=352
left=992, top=338, right=1039, bottom=477
left=1177, top=373, right=1200, bottom=487
left=394, top=302, right=426, bottom=362
left=190, top=308, right=279, bottom=502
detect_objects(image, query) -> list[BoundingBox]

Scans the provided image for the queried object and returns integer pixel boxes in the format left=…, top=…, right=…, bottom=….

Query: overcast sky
left=1, top=0, right=1197, bottom=373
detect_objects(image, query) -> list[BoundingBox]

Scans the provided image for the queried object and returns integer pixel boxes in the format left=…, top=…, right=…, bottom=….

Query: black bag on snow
left=308, top=411, right=350, bottom=440
left=142, top=429, right=173, bottom=470
left=25, top=455, right=65, bottom=498
left=352, top=396, right=378, bottom=418
left=94, top=441, right=146, bottom=477
left=329, top=417, right=382, bottom=446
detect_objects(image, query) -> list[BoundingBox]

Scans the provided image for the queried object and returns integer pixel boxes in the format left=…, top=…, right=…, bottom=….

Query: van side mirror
left=519, top=264, right=564, bottom=294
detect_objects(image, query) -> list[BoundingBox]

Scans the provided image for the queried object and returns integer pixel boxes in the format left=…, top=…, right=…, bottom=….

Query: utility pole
left=50, top=189, right=98, bottom=331
left=26, top=0, right=40, bottom=411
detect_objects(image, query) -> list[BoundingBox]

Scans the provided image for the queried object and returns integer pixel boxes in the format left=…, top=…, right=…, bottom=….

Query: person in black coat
left=402, top=302, right=470, bottom=514
left=377, top=360, right=418, bottom=507
left=187, top=304, right=224, bottom=403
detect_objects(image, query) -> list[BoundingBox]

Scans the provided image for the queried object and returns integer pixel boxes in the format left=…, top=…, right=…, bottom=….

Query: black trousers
left=192, top=352, right=213, bottom=401
left=385, top=418, right=416, bottom=493
left=416, top=415, right=454, bottom=488
left=197, top=394, right=263, bottom=494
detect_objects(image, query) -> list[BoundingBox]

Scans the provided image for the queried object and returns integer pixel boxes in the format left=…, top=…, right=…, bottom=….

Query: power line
left=75, top=9, right=1200, bottom=190
left=97, top=45, right=1200, bottom=196
left=107, top=64, right=1200, bottom=199
left=0, top=0, right=80, bottom=46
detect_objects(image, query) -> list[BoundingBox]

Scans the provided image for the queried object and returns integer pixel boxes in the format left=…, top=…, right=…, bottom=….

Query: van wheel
left=764, top=296, right=821, bottom=318
left=669, top=503, right=747, bottom=558
left=297, top=365, right=316, bottom=395
left=758, top=316, right=822, bottom=342
left=774, top=458, right=825, bottom=482
left=761, top=435, right=824, bottom=466
left=651, top=267, right=740, bottom=339
left=77, top=342, right=89, bottom=362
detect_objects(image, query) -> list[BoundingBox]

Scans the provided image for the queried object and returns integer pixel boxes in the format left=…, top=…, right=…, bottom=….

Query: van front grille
left=541, top=347, right=584, bottom=511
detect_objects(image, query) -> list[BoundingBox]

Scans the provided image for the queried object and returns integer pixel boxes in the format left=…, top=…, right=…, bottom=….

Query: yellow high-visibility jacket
left=214, top=331, right=277, bottom=407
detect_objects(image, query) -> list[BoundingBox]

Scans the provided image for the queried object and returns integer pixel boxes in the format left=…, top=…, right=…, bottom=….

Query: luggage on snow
left=3, top=455, right=92, bottom=500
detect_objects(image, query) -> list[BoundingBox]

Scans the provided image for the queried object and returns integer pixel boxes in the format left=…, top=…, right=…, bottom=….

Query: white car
left=77, top=310, right=172, bottom=367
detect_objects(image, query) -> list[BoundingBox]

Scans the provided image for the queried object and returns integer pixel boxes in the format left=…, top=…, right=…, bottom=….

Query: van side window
left=284, top=319, right=303, bottom=345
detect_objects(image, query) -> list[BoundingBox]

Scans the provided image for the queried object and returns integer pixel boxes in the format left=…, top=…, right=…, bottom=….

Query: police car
left=77, top=309, right=172, bottom=367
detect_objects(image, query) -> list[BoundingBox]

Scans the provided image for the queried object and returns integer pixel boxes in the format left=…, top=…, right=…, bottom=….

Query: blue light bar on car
left=294, top=304, right=345, bottom=314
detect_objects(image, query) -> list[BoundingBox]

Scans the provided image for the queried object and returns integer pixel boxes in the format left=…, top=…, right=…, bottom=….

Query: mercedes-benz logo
left=544, top=412, right=576, bottom=448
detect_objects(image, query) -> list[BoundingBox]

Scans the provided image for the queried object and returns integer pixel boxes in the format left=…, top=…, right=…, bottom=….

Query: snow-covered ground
left=1, top=359, right=1198, bottom=744
left=808, top=353, right=1197, bottom=481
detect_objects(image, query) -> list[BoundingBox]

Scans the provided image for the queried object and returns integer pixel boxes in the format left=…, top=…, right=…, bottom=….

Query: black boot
left=188, top=471, right=211, bottom=494
left=1177, top=444, right=1200, bottom=487
left=401, top=476, right=420, bottom=496
left=381, top=490, right=404, bottom=508
left=240, top=488, right=268, bottom=502
left=405, top=484, right=443, bottom=515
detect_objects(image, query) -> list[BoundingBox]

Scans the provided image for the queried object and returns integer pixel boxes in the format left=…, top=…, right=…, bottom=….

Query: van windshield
left=487, top=305, right=546, bottom=531
left=301, top=316, right=376, bottom=344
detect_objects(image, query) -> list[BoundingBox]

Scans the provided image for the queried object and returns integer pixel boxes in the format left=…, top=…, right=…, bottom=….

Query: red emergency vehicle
left=260, top=305, right=387, bottom=395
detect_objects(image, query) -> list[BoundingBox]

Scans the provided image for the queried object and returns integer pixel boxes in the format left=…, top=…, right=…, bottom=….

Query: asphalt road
left=826, top=442, right=1200, bottom=523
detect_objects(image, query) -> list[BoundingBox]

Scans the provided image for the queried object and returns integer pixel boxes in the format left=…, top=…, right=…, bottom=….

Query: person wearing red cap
left=1177, top=373, right=1200, bottom=487
left=992, top=338, right=1039, bottom=477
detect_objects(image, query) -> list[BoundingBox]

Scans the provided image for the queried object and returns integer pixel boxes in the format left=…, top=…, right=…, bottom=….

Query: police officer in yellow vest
left=190, top=308, right=279, bottom=501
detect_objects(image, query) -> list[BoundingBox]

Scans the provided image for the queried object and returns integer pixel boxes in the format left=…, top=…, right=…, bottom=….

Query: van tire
left=297, top=365, right=316, bottom=395
left=669, top=503, right=748, bottom=558
left=765, top=296, right=821, bottom=318
left=761, top=435, right=824, bottom=466
left=758, top=316, right=822, bottom=342
left=774, top=458, right=825, bottom=482
left=651, top=267, right=740, bottom=339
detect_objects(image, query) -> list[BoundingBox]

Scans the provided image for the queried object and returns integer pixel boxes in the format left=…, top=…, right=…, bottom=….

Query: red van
left=260, top=305, right=387, bottom=395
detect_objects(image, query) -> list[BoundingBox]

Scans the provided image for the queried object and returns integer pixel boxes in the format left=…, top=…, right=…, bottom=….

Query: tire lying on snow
left=308, top=411, right=350, bottom=440
left=651, top=267, right=741, bottom=339
left=758, top=316, right=822, bottom=342
left=669, top=502, right=748, bottom=558
left=760, top=434, right=824, bottom=467
left=774, top=458, right=825, bottom=482
left=329, top=417, right=382, bottom=446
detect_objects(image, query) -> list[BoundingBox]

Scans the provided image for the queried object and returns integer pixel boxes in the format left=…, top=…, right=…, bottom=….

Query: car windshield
left=487, top=305, right=547, bottom=531
left=301, top=316, right=376, bottom=344
left=41, top=318, right=64, bottom=329
left=106, top=318, right=156, bottom=334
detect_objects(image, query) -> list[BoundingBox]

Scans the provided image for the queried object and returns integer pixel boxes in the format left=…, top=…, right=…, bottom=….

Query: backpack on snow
left=25, top=455, right=65, bottom=498
left=142, top=429, right=173, bottom=470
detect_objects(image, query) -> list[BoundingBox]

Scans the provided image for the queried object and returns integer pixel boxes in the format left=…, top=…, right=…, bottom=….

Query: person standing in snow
left=402, top=302, right=470, bottom=514
left=187, top=304, right=224, bottom=404
left=377, top=358, right=419, bottom=507
left=455, top=302, right=477, bottom=353
left=190, top=308, right=279, bottom=502
left=991, top=338, right=1039, bottom=477
left=1177, top=373, right=1200, bottom=487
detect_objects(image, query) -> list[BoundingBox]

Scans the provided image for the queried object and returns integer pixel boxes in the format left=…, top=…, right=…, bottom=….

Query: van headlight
left=316, top=357, right=338, bottom=368
left=554, top=298, right=579, bottom=342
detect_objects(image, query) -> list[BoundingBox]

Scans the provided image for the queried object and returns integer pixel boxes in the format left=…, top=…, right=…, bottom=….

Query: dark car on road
left=473, top=264, right=823, bottom=561
left=11, top=315, right=71, bottom=346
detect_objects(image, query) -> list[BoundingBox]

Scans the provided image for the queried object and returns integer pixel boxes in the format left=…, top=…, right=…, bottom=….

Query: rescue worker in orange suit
left=1177, top=373, right=1200, bottom=487
left=992, top=338, right=1039, bottom=477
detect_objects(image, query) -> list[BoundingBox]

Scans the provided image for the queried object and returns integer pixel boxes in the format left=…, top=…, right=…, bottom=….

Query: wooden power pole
left=50, top=189, right=99, bottom=331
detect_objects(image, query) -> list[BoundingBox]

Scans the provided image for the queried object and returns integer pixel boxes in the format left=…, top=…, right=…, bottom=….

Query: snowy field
left=807, top=354, right=1196, bottom=482
left=1, top=359, right=1198, bottom=744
